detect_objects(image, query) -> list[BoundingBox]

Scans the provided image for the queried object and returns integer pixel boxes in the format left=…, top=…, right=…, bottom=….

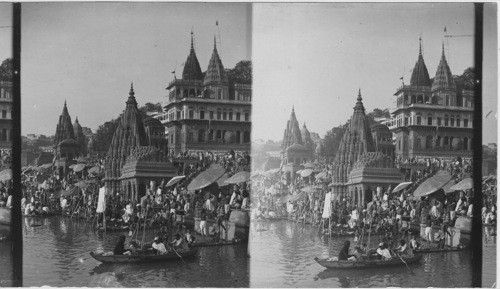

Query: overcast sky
left=0, top=3, right=12, bottom=62
left=252, top=3, right=497, bottom=144
left=21, top=2, right=251, bottom=136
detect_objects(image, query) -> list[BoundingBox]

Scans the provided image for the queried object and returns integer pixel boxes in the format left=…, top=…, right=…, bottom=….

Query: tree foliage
left=454, top=67, right=475, bottom=91
left=139, top=102, right=163, bottom=114
left=93, top=117, right=121, bottom=153
left=0, top=58, right=13, bottom=81
left=226, top=60, right=252, bottom=84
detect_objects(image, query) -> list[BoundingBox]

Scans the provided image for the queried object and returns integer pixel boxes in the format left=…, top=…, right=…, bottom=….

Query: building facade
left=0, top=81, right=13, bottom=151
left=389, top=41, right=474, bottom=162
left=162, top=35, right=251, bottom=154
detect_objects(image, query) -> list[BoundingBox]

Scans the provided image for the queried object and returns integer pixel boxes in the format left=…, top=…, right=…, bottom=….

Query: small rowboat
left=414, top=246, right=464, bottom=253
left=89, top=248, right=198, bottom=263
left=314, top=254, right=422, bottom=269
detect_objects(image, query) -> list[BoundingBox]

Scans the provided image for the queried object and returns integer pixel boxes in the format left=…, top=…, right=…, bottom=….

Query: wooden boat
left=314, top=254, right=422, bottom=269
left=89, top=248, right=198, bottom=263
left=414, top=246, right=464, bottom=253
left=191, top=238, right=246, bottom=248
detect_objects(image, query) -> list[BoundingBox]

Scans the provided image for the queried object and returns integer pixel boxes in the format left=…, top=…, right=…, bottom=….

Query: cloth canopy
left=392, top=181, right=413, bottom=193
left=301, top=186, right=316, bottom=194
left=88, top=166, right=100, bottom=174
left=217, top=174, right=230, bottom=187
left=166, top=176, right=186, bottom=187
left=224, top=171, right=250, bottom=184
left=300, top=169, right=313, bottom=177
left=187, top=167, right=226, bottom=191
left=73, top=164, right=86, bottom=172
left=0, top=169, right=12, bottom=181
left=289, top=191, right=307, bottom=202
left=413, top=173, right=452, bottom=197
left=449, top=178, right=473, bottom=191
left=315, top=172, right=327, bottom=180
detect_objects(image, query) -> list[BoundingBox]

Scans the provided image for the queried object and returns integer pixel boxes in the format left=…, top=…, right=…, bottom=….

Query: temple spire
left=129, top=82, right=134, bottom=96
left=441, top=41, right=445, bottom=58
left=214, top=35, right=217, bottom=50
left=357, top=88, right=362, bottom=102
left=419, top=37, right=422, bottom=56
left=190, top=30, right=194, bottom=50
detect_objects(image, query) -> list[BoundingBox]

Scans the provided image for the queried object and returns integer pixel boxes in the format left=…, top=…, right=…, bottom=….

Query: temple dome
left=432, top=44, right=456, bottom=91
left=409, top=41, right=431, bottom=87
left=203, top=37, right=228, bottom=85
left=182, top=33, right=203, bottom=81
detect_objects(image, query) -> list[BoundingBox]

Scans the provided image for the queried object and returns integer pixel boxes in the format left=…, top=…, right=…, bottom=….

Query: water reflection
left=250, top=220, right=473, bottom=287
left=23, top=216, right=249, bottom=287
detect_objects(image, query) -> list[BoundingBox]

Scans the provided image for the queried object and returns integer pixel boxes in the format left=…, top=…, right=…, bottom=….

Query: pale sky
left=0, top=3, right=12, bottom=62
left=21, top=2, right=251, bottom=136
left=252, top=3, right=497, bottom=144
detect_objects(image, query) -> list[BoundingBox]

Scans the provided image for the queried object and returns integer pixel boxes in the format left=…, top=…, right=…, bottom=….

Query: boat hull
left=90, top=248, right=198, bottom=263
left=314, top=254, right=422, bottom=269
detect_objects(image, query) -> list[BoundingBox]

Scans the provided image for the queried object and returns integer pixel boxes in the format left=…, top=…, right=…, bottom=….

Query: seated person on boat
left=395, top=239, right=413, bottom=257
left=127, top=240, right=140, bottom=255
left=352, top=245, right=367, bottom=261
left=184, top=229, right=196, bottom=245
left=409, top=234, right=421, bottom=250
left=338, top=240, right=355, bottom=261
left=152, top=236, right=168, bottom=255
left=171, top=233, right=189, bottom=251
left=376, top=242, right=392, bottom=260
left=113, top=235, right=132, bottom=255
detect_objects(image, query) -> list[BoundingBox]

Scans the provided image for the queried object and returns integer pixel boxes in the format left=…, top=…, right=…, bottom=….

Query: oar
left=168, top=245, right=186, bottom=265
left=396, top=253, right=414, bottom=274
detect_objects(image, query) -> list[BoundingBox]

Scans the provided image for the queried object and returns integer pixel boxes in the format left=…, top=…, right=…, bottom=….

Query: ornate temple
left=104, top=84, right=176, bottom=197
left=0, top=81, right=13, bottom=151
left=330, top=90, right=402, bottom=206
left=162, top=33, right=251, bottom=154
left=52, top=101, right=87, bottom=174
left=389, top=39, right=474, bottom=162
left=280, top=108, right=315, bottom=183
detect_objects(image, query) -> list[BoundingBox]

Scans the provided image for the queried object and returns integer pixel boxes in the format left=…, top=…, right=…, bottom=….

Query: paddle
left=168, top=244, right=186, bottom=265
left=396, top=253, right=414, bottom=275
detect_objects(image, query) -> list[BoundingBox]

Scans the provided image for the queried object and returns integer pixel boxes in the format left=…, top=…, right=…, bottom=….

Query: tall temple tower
left=73, top=117, right=87, bottom=156
left=301, top=122, right=314, bottom=160
left=389, top=40, right=474, bottom=162
left=281, top=107, right=302, bottom=151
left=104, top=84, right=149, bottom=193
left=53, top=101, right=75, bottom=148
left=331, top=89, right=376, bottom=196
left=163, top=32, right=251, bottom=154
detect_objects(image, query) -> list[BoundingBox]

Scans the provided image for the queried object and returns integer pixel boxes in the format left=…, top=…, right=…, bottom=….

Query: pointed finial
left=190, top=29, right=194, bottom=50
left=214, top=35, right=217, bottom=49
left=419, top=36, right=422, bottom=56
left=358, top=88, right=361, bottom=98
left=442, top=41, right=445, bottom=57
left=292, top=105, right=295, bottom=112
left=64, top=99, right=67, bottom=107
left=75, top=116, right=79, bottom=123
left=129, top=82, right=135, bottom=96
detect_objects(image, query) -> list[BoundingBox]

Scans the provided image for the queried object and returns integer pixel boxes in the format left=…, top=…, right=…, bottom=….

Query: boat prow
left=314, top=254, right=422, bottom=269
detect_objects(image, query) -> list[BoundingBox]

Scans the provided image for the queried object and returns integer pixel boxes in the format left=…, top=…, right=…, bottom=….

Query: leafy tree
left=323, top=123, right=348, bottom=158
left=226, top=60, right=252, bottom=84
left=0, top=58, right=13, bottom=81
left=139, top=102, right=163, bottom=114
left=94, top=117, right=121, bottom=153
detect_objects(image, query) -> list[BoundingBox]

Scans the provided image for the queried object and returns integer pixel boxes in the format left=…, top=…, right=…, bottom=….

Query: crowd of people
left=20, top=149, right=251, bottom=248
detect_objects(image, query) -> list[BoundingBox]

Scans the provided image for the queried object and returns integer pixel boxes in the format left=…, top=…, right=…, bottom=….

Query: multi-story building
left=162, top=34, right=251, bottom=154
left=388, top=41, right=474, bottom=162
left=0, top=81, right=12, bottom=151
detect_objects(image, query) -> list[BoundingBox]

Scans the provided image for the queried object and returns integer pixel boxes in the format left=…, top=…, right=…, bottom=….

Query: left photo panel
left=21, top=3, right=251, bottom=287
left=0, top=2, right=14, bottom=287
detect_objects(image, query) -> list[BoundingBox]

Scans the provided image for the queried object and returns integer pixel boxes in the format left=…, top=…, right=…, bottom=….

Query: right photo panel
left=250, top=3, right=496, bottom=287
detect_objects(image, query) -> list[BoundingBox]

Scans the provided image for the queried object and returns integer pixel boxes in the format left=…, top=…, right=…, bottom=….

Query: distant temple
left=104, top=84, right=176, bottom=198
left=389, top=39, right=474, bottom=162
left=162, top=33, right=251, bottom=154
left=53, top=101, right=87, bottom=174
left=330, top=90, right=402, bottom=206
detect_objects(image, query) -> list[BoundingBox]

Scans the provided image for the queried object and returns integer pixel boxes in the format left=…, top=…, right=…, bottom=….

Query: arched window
left=445, top=95, right=450, bottom=106
left=450, top=115, right=455, bottom=127
left=416, top=113, right=422, bottom=125
left=411, top=95, right=416, bottom=104
left=188, top=106, right=195, bottom=119
left=424, top=95, right=430, bottom=103
left=228, top=109, right=233, bottom=120
left=436, top=136, right=441, bottom=148
left=244, top=112, right=250, bottom=121
left=217, top=108, right=221, bottom=120
left=208, top=129, right=214, bottom=141
left=417, top=95, right=423, bottom=104
left=216, top=130, right=222, bottom=139
left=236, top=131, right=241, bottom=143
left=223, top=108, right=227, bottom=120
left=444, top=114, right=449, bottom=126
left=415, top=137, right=422, bottom=149
left=187, top=131, right=194, bottom=142
left=189, top=89, right=195, bottom=97
left=456, top=115, right=460, bottom=127
left=464, top=137, right=469, bottom=150
left=427, top=113, right=433, bottom=126
left=198, top=129, right=205, bottom=143
left=444, top=136, right=449, bottom=147
left=404, top=94, right=409, bottom=105
left=464, top=118, right=469, bottom=128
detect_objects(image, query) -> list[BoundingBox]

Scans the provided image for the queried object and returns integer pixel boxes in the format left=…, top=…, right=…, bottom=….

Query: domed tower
left=182, top=31, right=203, bottom=81
left=301, top=122, right=313, bottom=160
left=331, top=89, right=376, bottom=196
left=73, top=117, right=87, bottom=156
left=203, top=36, right=229, bottom=100
left=53, top=101, right=75, bottom=148
left=104, top=83, right=149, bottom=193
left=281, top=107, right=303, bottom=151
left=409, top=39, right=432, bottom=87
left=431, top=43, right=457, bottom=108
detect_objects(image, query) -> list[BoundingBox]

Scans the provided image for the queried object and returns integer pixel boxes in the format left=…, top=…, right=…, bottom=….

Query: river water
left=0, top=242, right=13, bottom=286
left=482, top=225, right=496, bottom=287
left=22, top=216, right=249, bottom=287
left=249, top=220, right=475, bottom=287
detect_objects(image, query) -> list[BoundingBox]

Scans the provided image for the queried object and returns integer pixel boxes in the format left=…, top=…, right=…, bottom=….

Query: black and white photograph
left=250, top=3, right=496, bottom=287
left=0, top=2, right=13, bottom=287
left=20, top=3, right=251, bottom=287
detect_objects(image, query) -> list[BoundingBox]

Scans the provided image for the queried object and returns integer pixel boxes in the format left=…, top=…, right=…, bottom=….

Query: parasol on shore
left=187, top=167, right=226, bottom=191
left=73, top=164, right=86, bottom=172
left=74, top=179, right=96, bottom=188
left=224, top=171, right=251, bottom=184
left=41, top=163, right=53, bottom=169
left=0, top=169, right=12, bottom=181
left=300, top=169, right=313, bottom=178
left=413, top=173, right=452, bottom=197
left=166, top=175, right=186, bottom=187
left=289, top=191, right=307, bottom=202
left=88, top=166, right=100, bottom=174
left=449, top=177, right=473, bottom=192
left=61, top=186, right=80, bottom=197
left=315, top=172, right=327, bottom=180
left=392, top=181, right=413, bottom=194
left=301, top=186, right=316, bottom=194
left=217, top=174, right=230, bottom=187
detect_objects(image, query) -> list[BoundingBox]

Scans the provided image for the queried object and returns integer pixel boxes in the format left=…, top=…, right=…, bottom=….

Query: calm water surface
left=482, top=225, right=496, bottom=287
left=0, top=242, right=13, bottom=287
left=23, top=216, right=248, bottom=287
left=250, top=220, right=473, bottom=287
